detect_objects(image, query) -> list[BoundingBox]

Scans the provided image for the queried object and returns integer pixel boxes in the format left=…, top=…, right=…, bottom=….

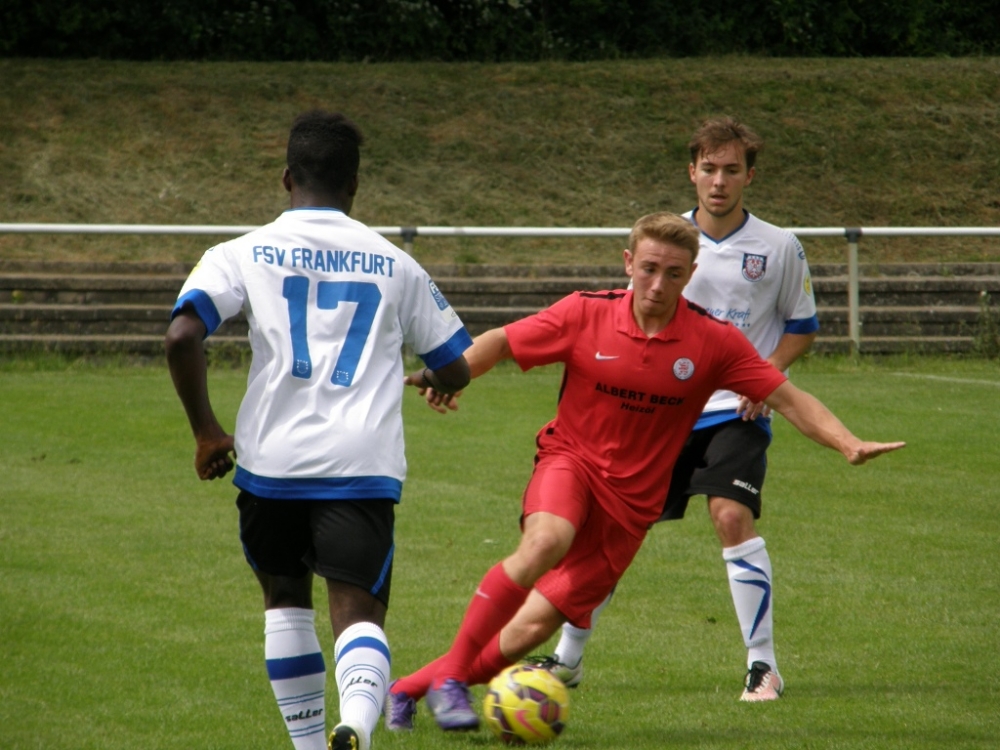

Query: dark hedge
left=2, top=0, right=998, bottom=60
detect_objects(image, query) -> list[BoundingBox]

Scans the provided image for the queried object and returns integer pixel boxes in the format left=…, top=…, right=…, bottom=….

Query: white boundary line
left=891, top=373, right=1000, bottom=387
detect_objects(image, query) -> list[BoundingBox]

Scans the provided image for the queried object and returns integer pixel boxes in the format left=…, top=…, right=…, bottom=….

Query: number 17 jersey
left=172, top=208, right=472, bottom=501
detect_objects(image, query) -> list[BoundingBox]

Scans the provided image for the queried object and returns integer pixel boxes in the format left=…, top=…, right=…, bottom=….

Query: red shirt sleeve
left=712, top=322, right=788, bottom=402
left=504, top=294, right=581, bottom=371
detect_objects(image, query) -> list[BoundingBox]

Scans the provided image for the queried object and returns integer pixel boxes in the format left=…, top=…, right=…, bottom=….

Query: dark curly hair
left=286, top=110, right=364, bottom=195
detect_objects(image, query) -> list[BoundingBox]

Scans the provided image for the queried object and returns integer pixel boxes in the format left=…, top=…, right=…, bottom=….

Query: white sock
left=264, top=608, right=328, bottom=750
left=334, top=621, right=390, bottom=743
left=554, top=588, right=615, bottom=667
left=723, top=537, right=778, bottom=672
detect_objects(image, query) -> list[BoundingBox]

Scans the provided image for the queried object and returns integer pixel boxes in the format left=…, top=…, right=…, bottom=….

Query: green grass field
left=1, top=356, right=998, bottom=749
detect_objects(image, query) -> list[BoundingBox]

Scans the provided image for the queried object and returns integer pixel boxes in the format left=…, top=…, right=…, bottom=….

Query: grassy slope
left=1, top=57, right=999, bottom=266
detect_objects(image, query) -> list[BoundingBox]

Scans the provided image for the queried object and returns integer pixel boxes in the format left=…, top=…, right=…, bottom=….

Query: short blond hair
left=628, top=212, right=700, bottom=262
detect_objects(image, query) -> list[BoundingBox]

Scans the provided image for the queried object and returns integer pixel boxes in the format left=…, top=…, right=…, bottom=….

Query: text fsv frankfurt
left=253, top=245, right=396, bottom=276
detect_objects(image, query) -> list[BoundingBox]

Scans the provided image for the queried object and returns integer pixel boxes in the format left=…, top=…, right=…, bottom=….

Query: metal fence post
left=401, top=227, right=417, bottom=254
left=845, top=227, right=862, bottom=357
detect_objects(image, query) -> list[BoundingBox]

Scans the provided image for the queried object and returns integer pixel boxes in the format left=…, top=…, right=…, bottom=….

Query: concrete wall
left=2, top=260, right=999, bottom=356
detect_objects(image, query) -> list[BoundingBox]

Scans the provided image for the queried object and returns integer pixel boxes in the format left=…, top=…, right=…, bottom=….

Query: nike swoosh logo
left=515, top=709, right=544, bottom=736
left=474, top=588, right=491, bottom=600
left=595, top=353, right=619, bottom=360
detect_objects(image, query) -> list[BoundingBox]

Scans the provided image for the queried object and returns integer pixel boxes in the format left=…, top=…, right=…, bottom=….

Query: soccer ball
left=483, top=663, right=570, bottom=745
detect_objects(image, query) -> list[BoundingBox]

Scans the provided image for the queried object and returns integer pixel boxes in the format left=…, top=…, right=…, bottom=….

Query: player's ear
left=281, top=167, right=293, bottom=193
left=688, top=162, right=697, bottom=183
left=623, top=248, right=634, bottom=277
left=346, top=173, right=359, bottom=198
left=745, top=166, right=755, bottom=186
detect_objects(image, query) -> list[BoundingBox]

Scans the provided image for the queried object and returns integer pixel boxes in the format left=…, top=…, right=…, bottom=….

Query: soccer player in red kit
left=387, top=212, right=905, bottom=732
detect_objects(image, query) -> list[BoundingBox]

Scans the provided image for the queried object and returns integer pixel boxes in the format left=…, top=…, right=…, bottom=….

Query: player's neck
left=696, top=205, right=747, bottom=242
left=290, top=189, right=353, bottom=214
left=632, top=300, right=678, bottom=337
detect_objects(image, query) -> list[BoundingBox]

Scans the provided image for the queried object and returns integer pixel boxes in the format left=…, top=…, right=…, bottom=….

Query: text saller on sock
left=346, top=675, right=381, bottom=689
left=286, top=708, right=323, bottom=721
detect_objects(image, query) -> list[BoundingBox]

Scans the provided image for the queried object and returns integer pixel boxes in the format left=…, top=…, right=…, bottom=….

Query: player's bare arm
left=402, top=353, right=471, bottom=413
left=764, top=380, right=906, bottom=464
left=165, top=309, right=236, bottom=480
left=766, top=331, right=818, bottom=373
left=737, top=330, right=818, bottom=420
left=403, top=355, right=471, bottom=393
left=404, top=327, right=512, bottom=413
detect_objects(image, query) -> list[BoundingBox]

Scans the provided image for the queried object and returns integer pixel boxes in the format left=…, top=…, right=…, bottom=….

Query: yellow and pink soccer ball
left=483, top=663, right=570, bottom=745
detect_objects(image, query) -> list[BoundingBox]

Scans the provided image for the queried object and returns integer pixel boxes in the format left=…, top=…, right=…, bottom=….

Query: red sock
left=391, top=655, right=446, bottom=700
left=467, top=633, right=515, bottom=686
left=432, top=563, right=529, bottom=687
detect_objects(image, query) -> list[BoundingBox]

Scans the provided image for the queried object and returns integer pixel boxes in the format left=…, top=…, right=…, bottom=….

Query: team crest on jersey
left=428, top=279, right=450, bottom=311
left=673, top=357, right=695, bottom=380
left=742, top=253, right=767, bottom=282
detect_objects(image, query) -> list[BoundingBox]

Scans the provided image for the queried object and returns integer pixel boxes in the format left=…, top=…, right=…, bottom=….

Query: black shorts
left=237, top=491, right=395, bottom=606
left=659, top=418, right=771, bottom=521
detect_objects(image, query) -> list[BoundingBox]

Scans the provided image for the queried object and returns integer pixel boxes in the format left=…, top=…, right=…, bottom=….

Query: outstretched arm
left=462, top=327, right=514, bottom=378
left=165, top=309, right=236, bottom=480
left=404, top=327, right=513, bottom=412
left=764, top=380, right=905, bottom=465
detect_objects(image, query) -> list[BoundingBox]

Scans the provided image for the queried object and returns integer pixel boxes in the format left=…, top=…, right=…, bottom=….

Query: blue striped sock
left=264, top=608, right=327, bottom=750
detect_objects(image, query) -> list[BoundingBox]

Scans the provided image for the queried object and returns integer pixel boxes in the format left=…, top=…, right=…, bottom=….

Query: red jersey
left=504, top=289, right=787, bottom=538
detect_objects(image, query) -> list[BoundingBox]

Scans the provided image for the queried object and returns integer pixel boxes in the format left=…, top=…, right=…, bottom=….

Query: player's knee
left=518, top=528, right=570, bottom=568
left=258, top=573, right=314, bottom=610
left=709, top=500, right=754, bottom=544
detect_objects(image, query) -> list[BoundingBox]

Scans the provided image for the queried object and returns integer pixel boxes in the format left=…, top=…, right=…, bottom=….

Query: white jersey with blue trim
left=683, top=209, right=819, bottom=429
left=172, top=207, right=472, bottom=501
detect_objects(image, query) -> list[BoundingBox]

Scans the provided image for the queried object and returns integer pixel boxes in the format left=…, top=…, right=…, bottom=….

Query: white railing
left=2, top=223, right=999, bottom=353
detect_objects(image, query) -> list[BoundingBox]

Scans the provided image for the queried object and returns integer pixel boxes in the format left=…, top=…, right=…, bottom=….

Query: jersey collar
left=690, top=207, right=751, bottom=244
left=618, top=289, right=687, bottom=342
left=281, top=207, right=347, bottom=217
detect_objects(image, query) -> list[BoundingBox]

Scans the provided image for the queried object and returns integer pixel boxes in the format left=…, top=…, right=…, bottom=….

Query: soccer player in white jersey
left=543, top=117, right=818, bottom=701
left=165, top=110, right=472, bottom=750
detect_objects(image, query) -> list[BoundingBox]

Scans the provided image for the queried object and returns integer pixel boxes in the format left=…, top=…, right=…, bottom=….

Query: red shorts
left=522, top=454, right=646, bottom=628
